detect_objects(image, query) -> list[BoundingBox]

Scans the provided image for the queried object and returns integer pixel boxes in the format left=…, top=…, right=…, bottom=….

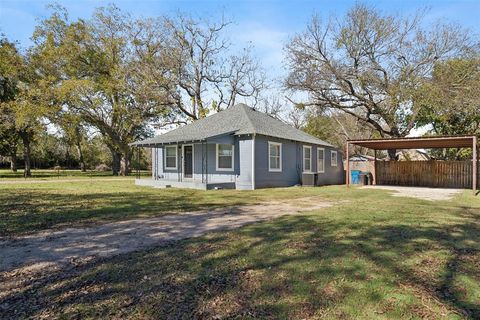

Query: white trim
left=182, top=144, right=194, bottom=180
left=303, top=145, right=312, bottom=172
left=331, top=150, right=338, bottom=167
left=164, top=145, right=178, bottom=170
left=252, top=135, right=256, bottom=189
left=268, top=141, right=282, bottom=172
left=317, top=147, right=325, bottom=173
left=216, top=143, right=234, bottom=171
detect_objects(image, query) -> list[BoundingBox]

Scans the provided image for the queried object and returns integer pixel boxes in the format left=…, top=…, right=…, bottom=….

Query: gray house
left=132, top=104, right=344, bottom=190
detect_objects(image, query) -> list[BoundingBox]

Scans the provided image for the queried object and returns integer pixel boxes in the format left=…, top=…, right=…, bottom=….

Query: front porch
left=135, top=178, right=236, bottom=190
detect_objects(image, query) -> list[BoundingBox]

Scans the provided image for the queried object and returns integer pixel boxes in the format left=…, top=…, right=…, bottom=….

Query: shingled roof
left=132, top=103, right=333, bottom=147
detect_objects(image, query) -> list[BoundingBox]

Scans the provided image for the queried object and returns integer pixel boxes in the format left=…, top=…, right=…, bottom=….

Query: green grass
left=0, top=179, right=324, bottom=236
left=0, top=168, right=149, bottom=179
left=1, top=180, right=479, bottom=319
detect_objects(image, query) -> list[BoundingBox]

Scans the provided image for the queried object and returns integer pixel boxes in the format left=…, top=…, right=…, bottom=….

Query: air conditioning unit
left=302, top=173, right=317, bottom=186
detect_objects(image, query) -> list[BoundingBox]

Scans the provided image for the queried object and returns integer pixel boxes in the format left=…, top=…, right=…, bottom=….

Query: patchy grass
left=1, top=182, right=479, bottom=319
left=0, top=179, right=328, bottom=236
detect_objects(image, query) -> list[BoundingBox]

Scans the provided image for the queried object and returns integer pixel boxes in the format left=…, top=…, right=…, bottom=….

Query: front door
left=183, top=145, right=193, bottom=179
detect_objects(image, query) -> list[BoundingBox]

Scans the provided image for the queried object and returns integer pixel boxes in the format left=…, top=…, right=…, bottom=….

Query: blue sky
left=1, top=0, right=479, bottom=81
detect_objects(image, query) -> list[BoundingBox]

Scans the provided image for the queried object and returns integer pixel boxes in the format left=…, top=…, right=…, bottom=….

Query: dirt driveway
left=0, top=197, right=331, bottom=275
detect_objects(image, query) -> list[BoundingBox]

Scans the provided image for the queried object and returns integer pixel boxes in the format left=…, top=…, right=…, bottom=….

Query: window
left=216, top=144, right=234, bottom=171
left=268, top=142, right=282, bottom=172
left=303, top=146, right=312, bottom=172
left=317, top=148, right=325, bottom=173
left=331, top=150, right=338, bottom=167
left=165, top=145, right=177, bottom=169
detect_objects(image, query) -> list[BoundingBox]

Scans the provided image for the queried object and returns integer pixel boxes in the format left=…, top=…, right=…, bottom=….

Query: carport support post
left=474, top=136, right=477, bottom=195
left=346, top=142, right=350, bottom=187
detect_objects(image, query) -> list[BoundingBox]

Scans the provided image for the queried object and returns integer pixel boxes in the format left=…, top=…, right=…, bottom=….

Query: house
left=131, top=104, right=344, bottom=190
left=346, top=154, right=377, bottom=173
left=397, top=149, right=431, bottom=161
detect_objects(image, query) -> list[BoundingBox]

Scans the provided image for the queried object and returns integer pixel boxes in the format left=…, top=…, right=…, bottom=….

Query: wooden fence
left=376, top=161, right=479, bottom=189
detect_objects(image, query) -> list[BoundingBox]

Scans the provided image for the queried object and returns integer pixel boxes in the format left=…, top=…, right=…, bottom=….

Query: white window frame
left=268, top=141, right=282, bottom=172
left=331, top=150, right=338, bottom=167
left=164, top=145, right=178, bottom=170
left=317, top=147, right=325, bottom=173
left=303, top=145, right=312, bottom=172
left=216, top=144, right=234, bottom=171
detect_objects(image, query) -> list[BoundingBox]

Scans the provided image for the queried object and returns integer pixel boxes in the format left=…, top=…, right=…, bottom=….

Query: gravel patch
left=362, top=185, right=462, bottom=201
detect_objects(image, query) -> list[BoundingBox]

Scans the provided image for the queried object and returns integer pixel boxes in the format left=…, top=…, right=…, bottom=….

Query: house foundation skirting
left=135, top=178, right=235, bottom=190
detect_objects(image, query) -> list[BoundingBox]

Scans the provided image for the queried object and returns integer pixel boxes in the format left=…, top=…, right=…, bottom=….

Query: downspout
left=206, top=140, right=208, bottom=185
left=252, top=134, right=256, bottom=190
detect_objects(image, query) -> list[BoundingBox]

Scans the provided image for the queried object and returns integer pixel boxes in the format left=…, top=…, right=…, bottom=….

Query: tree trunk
left=22, top=136, right=31, bottom=177
left=76, top=142, right=86, bottom=172
left=120, top=149, right=131, bottom=176
left=111, top=150, right=121, bottom=176
left=387, top=149, right=397, bottom=161
left=65, top=147, right=70, bottom=169
left=10, top=151, right=17, bottom=172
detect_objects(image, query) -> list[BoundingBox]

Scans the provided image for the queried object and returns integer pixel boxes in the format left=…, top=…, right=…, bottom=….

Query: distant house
left=397, top=149, right=431, bottom=161
left=132, top=104, right=344, bottom=190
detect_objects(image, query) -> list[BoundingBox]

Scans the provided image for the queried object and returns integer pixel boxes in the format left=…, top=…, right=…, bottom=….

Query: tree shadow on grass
left=0, top=189, right=258, bottom=236
left=1, top=207, right=479, bottom=319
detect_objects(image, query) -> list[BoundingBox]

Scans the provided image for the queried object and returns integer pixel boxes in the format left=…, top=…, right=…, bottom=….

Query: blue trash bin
left=351, top=170, right=361, bottom=184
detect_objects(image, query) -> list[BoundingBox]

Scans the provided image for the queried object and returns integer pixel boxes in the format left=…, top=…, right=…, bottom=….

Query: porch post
left=346, top=142, right=350, bottom=187
left=205, top=140, right=208, bottom=185
left=373, top=149, right=377, bottom=185
left=155, top=147, right=158, bottom=180
left=473, top=136, right=477, bottom=195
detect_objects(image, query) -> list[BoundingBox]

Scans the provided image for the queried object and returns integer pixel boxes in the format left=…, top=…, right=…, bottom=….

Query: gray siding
left=193, top=142, right=238, bottom=183
left=152, top=139, right=238, bottom=184
left=315, top=146, right=345, bottom=186
left=254, top=135, right=302, bottom=188
left=150, top=134, right=344, bottom=189
left=253, top=135, right=344, bottom=188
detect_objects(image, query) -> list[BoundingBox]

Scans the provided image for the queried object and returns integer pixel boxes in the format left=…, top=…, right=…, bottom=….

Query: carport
left=346, top=135, right=478, bottom=194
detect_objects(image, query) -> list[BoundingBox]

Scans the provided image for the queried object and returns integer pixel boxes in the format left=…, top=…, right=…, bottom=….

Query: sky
left=2, top=0, right=479, bottom=80
left=1, top=0, right=479, bottom=136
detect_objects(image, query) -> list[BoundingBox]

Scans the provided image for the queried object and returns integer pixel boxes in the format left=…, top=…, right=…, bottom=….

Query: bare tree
left=255, top=95, right=285, bottom=119
left=162, top=15, right=267, bottom=121
left=285, top=4, right=476, bottom=156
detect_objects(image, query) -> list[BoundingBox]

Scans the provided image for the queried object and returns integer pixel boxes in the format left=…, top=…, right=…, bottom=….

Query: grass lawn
left=0, top=179, right=328, bottom=236
left=1, top=180, right=479, bottom=319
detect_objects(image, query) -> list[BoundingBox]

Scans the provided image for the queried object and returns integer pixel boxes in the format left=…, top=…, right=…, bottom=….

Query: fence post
left=346, top=142, right=350, bottom=187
